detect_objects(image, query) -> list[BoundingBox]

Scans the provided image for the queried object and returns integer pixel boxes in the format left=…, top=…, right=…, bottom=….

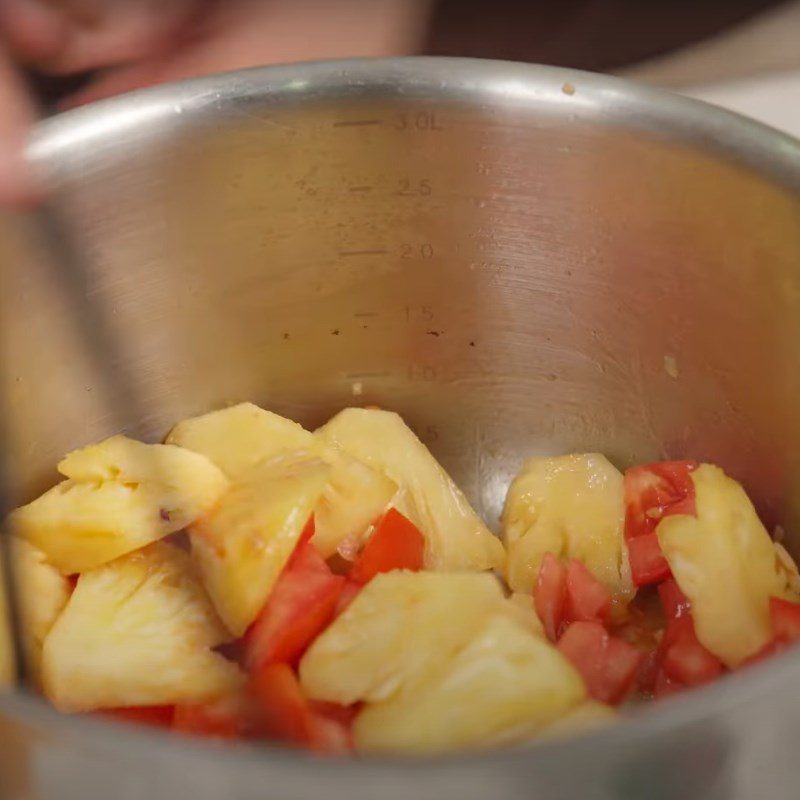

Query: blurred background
left=21, top=0, right=800, bottom=138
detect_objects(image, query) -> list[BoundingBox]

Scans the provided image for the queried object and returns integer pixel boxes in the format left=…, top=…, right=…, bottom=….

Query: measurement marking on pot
left=338, top=249, right=388, bottom=257
left=332, top=119, right=382, bottom=127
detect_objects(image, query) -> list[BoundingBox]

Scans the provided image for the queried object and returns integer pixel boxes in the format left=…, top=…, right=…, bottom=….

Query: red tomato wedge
left=250, top=664, right=350, bottom=753
left=173, top=699, right=245, bottom=740
left=770, top=597, right=800, bottom=642
left=653, top=668, right=685, bottom=699
left=245, top=532, right=345, bottom=670
left=660, top=616, right=723, bottom=686
left=557, top=621, right=643, bottom=705
left=101, top=706, right=175, bottom=728
left=658, top=578, right=691, bottom=620
left=627, top=532, right=672, bottom=587
left=563, top=559, right=612, bottom=625
left=624, top=460, right=698, bottom=539
left=349, top=508, right=425, bottom=585
left=534, top=553, right=567, bottom=642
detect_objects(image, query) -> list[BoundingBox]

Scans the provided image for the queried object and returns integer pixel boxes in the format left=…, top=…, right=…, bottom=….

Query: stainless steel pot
left=0, top=57, right=799, bottom=800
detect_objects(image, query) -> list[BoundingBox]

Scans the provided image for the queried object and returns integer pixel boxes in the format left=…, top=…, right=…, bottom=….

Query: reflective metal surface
left=0, top=57, right=799, bottom=800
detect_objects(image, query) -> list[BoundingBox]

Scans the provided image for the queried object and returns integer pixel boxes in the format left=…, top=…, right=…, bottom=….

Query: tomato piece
left=173, top=699, right=246, bottom=740
left=534, top=552, right=567, bottom=642
left=250, top=664, right=350, bottom=753
left=624, top=460, right=698, bottom=540
left=563, top=559, right=612, bottom=625
left=557, top=621, right=643, bottom=705
left=101, top=706, right=175, bottom=728
left=660, top=615, right=723, bottom=686
left=653, top=668, right=685, bottom=699
left=658, top=578, right=691, bottom=620
left=245, top=539, right=345, bottom=670
left=627, top=532, right=672, bottom=587
left=348, top=508, right=425, bottom=585
left=770, top=596, right=800, bottom=642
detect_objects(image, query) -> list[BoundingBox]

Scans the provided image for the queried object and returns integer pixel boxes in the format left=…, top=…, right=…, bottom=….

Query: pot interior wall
left=2, top=80, right=799, bottom=553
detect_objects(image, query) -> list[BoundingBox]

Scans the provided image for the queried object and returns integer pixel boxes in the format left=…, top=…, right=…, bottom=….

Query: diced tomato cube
left=250, top=664, right=350, bottom=753
left=563, top=559, right=612, bottom=625
left=100, top=706, right=175, bottom=728
left=534, top=553, right=567, bottom=642
left=245, top=537, right=345, bottom=670
left=660, top=616, right=723, bottom=686
left=770, top=596, right=800, bottom=642
left=557, top=621, right=643, bottom=705
left=173, top=699, right=246, bottom=740
left=348, top=508, right=425, bottom=585
left=624, top=460, right=698, bottom=540
left=658, top=578, right=691, bottom=621
left=627, top=532, right=672, bottom=587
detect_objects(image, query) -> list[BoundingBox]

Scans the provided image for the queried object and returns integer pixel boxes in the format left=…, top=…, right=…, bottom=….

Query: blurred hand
left=0, top=0, right=429, bottom=207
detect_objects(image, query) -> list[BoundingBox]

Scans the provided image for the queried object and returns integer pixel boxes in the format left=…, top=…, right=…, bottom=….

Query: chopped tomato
left=563, top=559, right=612, bottom=625
left=557, top=621, right=643, bottom=705
left=770, top=596, right=800, bottom=642
left=335, top=580, right=361, bottom=616
left=101, top=706, right=175, bottom=728
left=310, top=700, right=360, bottom=727
left=660, top=616, right=723, bottom=686
left=245, top=538, right=345, bottom=670
left=534, top=553, right=567, bottom=642
left=294, top=516, right=317, bottom=558
left=173, top=699, right=245, bottom=740
left=250, top=664, right=350, bottom=753
left=658, top=578, right=691, bottom=620
left=349, top=508, right=425, bottom=585
left=627, top=532, right=671, bottom=587
left=653, top=668, right=685, bottom=699
left=624, top=460, right=698, bottom=540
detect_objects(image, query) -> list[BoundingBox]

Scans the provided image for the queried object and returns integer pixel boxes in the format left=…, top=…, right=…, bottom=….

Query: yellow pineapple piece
left=316, top=408, right=504, bottom=572
left=9, top=436, right=228, bottom=573
left=657, top=464, right=796, bottom=667
left=502, top=454, right=633, bottom=607
left=353, top=614, right=586, bottom=753
left=166, top=402, right=316, bottom=479
left=301, top=571, right=524, bottom=705
left=538, top=701, right=617, bottom=742
left=506, top=591, right=545, bottom=637
left=311, top=453, right=397, bottom=559
left=168, top=403, right=397, bottom=560
left=11, top=538, right=71, bottom=684
left=190, top=452, right=330, bottom=636
left=41, top=542, right=241, bottom=712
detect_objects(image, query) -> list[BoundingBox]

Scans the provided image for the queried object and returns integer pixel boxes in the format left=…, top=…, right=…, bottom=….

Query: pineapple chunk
left=166, top=402, right=316, bottom=479
left=41, top=542, right=241, bottom=712
left=538, top=701, right=617, bottom=742
left=657, top=464, right=796, bottom=667
left=312, top=453, right=397, bottom=559
left=502, top=454, right=633, bottom=606
left=316, top=408, right=504, bottom=572
left=11, top=538, right=71, bottom=684
left=300, top=571, right=524, bottom=705
left=506, top=591, right=545, bottom=638
left=353, top=614, right=586, bottom=753
left=168, top=403, right=396, bottom=560
left=9, top=436, right=228, bottom=573
left=190, top=452, right=331, bottom=636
